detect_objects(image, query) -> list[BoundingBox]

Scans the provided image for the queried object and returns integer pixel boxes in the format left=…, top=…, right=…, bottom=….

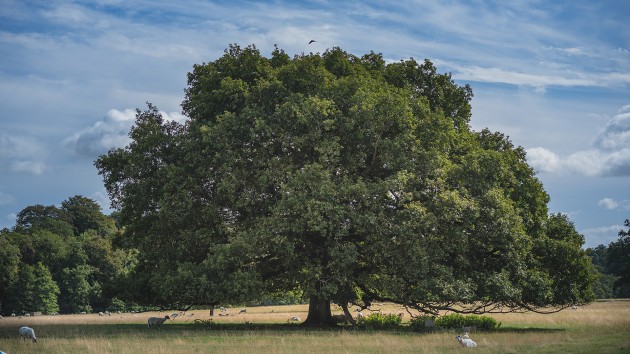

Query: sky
left=1, top=0, right=629, bottom=248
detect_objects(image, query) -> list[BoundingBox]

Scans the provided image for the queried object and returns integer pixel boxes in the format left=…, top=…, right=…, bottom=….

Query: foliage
left=5, top=262, right=60, bottom=314
left=61, top=195, right=117, bottom=237
left=58, top=265, right=93, bottom=314
left=356, top=312, right=403, bottom=329
left=0, top=196, right=127, bottom=315
left=419, top=313, right=501, bottom=330
left=607, top=219, right=630, bottom=297
left=408, top=314, right=437, bottom=332
left=408, top=311, right=493, bottom=332
left=95, top=44, right=594, bottom=325
left=589, top=265, right=617, bottom=299
left=0, top=232, right=20, bottom=312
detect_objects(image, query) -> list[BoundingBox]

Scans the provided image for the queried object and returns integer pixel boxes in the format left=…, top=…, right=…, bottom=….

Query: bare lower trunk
left=340, top=302, right=357, bottom=326
left=302, top=295, right=335, bottom=327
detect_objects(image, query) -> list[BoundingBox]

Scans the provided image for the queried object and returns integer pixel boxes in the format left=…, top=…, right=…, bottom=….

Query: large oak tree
left=96, top=45, right=594, bottom=326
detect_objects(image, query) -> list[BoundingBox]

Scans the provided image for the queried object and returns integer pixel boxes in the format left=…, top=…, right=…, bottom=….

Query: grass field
left=1, top=301, right=629, bottom=353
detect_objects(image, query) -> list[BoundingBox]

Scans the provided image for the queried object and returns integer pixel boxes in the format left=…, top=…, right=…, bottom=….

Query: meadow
left=1, top=301, right=629, bottom=353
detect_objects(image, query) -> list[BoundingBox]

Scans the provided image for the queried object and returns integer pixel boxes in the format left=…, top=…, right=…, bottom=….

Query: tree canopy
left=96, top=44, right=594, bottom=325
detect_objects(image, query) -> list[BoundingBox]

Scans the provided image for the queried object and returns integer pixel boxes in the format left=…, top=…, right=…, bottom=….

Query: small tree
left=58, top=265, right=93, bottom=314
left=6, top=262, right=59, bottom=314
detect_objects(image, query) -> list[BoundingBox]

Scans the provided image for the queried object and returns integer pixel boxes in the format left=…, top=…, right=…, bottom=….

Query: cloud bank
left=527, top=105, right=630, bottom=177
left=63, top=109, right=187, bottom=159
left=0, top=133, right=49, bottom=176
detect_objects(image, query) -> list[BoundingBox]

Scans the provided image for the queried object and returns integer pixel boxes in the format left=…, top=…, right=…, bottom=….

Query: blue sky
left=1, top=0, right=629, bottom=248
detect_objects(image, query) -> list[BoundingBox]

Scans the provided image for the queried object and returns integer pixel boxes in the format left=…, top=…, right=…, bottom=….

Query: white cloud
left=0, top=134, right=47, bottom=159
left=598, top=197, right=630, bottom=210
left=63, top=108, right=136, bottom=159
left=64, top=108, right=188, bottom=159
left=594, top=105, right=630, bottom=151
left=10, top=160, right=48, bottom=175
left=0, top=191, right=15, bottom=205
left=581, top=224, right=625, bottom=247
left=598, top=198, right=618, bottom=210
left=527, top=105, right=630, bottom=177
left=0, top=133, right=49, bottom=175
left=526, top=147, right=561, bottom=173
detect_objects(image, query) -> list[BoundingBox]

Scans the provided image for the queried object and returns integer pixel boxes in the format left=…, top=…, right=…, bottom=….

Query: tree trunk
left=340, top=302, right=357, bottom=326
left=302, top=295, right=335, bottom=327
left=209, top=305, right=214, bottom=317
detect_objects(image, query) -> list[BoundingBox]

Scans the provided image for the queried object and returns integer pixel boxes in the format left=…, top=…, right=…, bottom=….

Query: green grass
left=1, top=301, right=629, bottom=353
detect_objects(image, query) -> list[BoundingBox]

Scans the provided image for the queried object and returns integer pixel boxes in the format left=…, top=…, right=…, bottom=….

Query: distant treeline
left=586, top=220, right=630, bottom=299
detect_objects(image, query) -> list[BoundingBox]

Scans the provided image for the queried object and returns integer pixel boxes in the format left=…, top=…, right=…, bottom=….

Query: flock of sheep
left=8, top=309, right=481, bottom=349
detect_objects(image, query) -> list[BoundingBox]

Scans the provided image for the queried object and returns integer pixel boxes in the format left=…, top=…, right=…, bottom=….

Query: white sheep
left=356, top=312, right=364, bottom=319
left=19, top=326, right=37, bottom=342
left=147, top=315, right=170, bottom=328
left=239, top=309, right=247, bottom=314
left=289, top=316, right=301, bottom=322
left=98, top=312, right=104, bottom=316
left=456, top=334, right=477, bottom=348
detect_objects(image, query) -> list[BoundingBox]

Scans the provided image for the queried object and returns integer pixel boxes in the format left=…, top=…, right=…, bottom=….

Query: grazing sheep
left=239, top=309, right=247, bottom=314
left=219, top=307, right=226, bottom=312
left=147, top=315, right=170, bottom=328
left=289, top=316, right=301, bottom=322
left=456, top=334, right=477, bottom=348
left=356, top=312, right=364, bottom=319
left=98, top=312, right=104, bottom=316
left=19, top=326, right=37, bottom=342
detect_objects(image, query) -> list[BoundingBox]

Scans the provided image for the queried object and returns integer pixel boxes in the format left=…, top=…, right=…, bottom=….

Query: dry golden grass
left=1, top=300, right=629, bottom=353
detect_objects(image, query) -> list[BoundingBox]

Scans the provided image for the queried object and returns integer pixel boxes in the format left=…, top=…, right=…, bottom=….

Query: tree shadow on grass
left=0, top=322, right=568, bottom=340
left=493, top=326, right=567, bottom=334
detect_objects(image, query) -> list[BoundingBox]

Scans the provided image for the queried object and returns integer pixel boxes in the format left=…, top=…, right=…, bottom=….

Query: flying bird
left=308, top=40, right=316, bottom=44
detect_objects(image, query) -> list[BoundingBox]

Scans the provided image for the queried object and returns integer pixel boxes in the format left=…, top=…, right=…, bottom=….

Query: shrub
left=408, top=315, right=437, bottom=332
left=433, top=313, right=501, bottom=330
left=357, top=312, right=403, bottom=329
left=408, top=313, right=502, bottom=332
